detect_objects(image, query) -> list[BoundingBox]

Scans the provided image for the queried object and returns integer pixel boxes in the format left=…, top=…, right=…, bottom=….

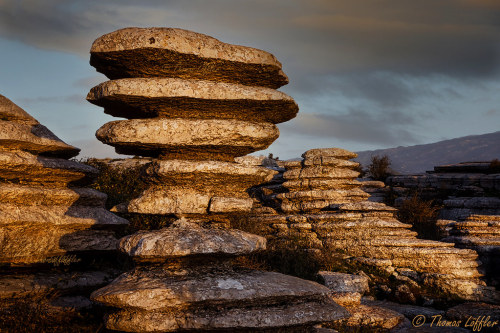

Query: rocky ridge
left=249, top=148, right=500, bottom=304
left=88, top=27, right=347, bottom=332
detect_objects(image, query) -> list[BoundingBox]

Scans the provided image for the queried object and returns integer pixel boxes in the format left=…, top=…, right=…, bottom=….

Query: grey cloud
left=18, top=94, right=86, bottom=106
left=0, top=0, right=498, bottom=79
left=284, top=110, right=421, bottom=146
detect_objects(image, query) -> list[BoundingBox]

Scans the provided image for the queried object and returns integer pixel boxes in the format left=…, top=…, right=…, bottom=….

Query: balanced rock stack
left=0, top=94, right=127, bottom=311
left=87, top=27, right=299, bottom=225
left=87, top=28, right=348, bottom=331
left=0, top=94, right=128, bottom=265
left=250, top=148, right=499, bottom=303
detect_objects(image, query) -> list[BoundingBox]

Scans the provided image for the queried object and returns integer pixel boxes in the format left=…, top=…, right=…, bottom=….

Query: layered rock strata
left=0, top=95, right=128, bottom=265
left=88, top=28, right=346, bottom=331
left=92, top=220, right=348, bottom=332
left=249, top=148, right=499, bottom=303
left=0, top=95, right=127, bottom=317
left=387, top=162, right=500, bottom=286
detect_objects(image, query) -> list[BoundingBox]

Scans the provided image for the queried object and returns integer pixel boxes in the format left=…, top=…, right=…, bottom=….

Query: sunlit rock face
left=0, top=94, right=128, bottom=265
left=88, top=27, right=348, bottom=332
left=0, top=94, right=127, bottom=314
left=249, top=148, right=500, bottom=304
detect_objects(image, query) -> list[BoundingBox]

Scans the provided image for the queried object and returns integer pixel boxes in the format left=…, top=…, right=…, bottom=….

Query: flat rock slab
left=0, top=204, right=128, bottom=227
left=0, top=225, right=119, bottom=264
left=92, top=268, right=337, bottom=310
left=283, top=166, right=360, bottom=180
left=0, top=150, right=97, bottom=186
left=0, top=121, right=79, bottom=159
left=282, top=179, right=361, bottom=191
left=103, top=299, right=347, bottom=332
left=0, top=94, right=37, bottom=123
left=114, top=187, right=253, bottom=215
left=119, top=220, right=266, bottom=259
left=143, top=159, right=276, bottom=189
left=0, top=270, right=121, bottom=299
left=302, top=148, right=357, bottom=160
left=90, top=27, right=289, bottom=88
left=330, top=304, right=405, bottom=331
left=96, top=118, right=278, bottom=160
left=0, top=184, right=106, bottom=206
left=319, top=271, right=369, bottom=294
left=87, top=77, right=297, bottom=123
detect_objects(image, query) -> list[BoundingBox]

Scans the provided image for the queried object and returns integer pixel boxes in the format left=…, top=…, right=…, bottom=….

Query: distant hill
left=355, top=131, right=500, bottom=174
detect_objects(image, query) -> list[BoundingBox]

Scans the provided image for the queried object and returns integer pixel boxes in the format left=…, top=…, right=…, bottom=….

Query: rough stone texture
left=119, top=220, right=266, bottom=260
left=90, top=27, right=289, bottom=88
left=96, top=118, right=279, bottom=159
left=0, top=150, right=97, bottom=187
left=248, top=147, right=500, bottom=303
left=87, top=77, right=297, bottom=123
left=387, top=163, right=500, bottom=287
left=0, top=121, right=80, bottom=159
left=329, top=304, right=405, bottom=332
left=0, top=96, right=127, bottom=265
left=89, top=28, right=346, bottom=332
left=319, top=271, right=369, bottom=294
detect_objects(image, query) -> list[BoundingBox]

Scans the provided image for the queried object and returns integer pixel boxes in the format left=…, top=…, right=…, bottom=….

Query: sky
left=0, top=0, right=499, bottom=160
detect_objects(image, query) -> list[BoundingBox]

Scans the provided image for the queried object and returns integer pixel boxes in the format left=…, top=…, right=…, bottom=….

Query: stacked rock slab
left=88, top=28, right=348, bottom=331
left=443, top=215, right=500, bottom=285
left=249, top=148, right=499, bottom=303
left=0, top=94, right=127, bottom=311
left=0, top=94, right=128, bottom=265
left=92, top=220, right=348, bottom=332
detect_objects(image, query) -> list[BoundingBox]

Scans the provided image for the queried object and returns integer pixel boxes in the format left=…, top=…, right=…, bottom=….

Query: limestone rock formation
left=0, top=94, right=127, bottom=321
left=88, top=28, right=348, bottom=331
left=90, top=27, right=289, bottom=88
left=0, top=95, right=128, bottom=265
left=249, top=148, right=500, bottom=303
left=92, top=221, right=348, bottom=332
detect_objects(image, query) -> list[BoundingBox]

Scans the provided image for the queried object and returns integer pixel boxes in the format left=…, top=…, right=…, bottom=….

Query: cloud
left=17, top=94, right=86, bottom=106
left=284, top=109, right=421, bottom=146
left=0, top=0, right=498, bottom=78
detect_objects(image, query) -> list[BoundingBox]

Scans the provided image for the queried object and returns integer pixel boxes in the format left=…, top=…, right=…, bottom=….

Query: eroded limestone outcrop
left=0, top=94, right=127, bottom=315
left=88, top=27, right=347, bottom=332
left=249, top=148, right=500, bottom=304
left=0, top=94, right=128, bottom=265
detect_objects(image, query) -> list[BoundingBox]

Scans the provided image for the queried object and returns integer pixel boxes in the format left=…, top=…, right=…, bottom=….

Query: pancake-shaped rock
left=0, top=94, right=37, bottom=124
left=302, top=148, right=358, bottom=159
left=119, top=220, right=266, bottom=260
left=0, top=121, right=79, bottom=159
left=0, top=184, right=107, bottom=206
left=0, top=204, right=128, bottom=227
left=0, top=150, right=97, bottom=186
left=144, top=159, right=276, bottom=190
left=96, top=118, right=279, bottom=160
left=87, top=77, right=298, bottom=123
left=90, top=27, right=289, bottom=88
left=104, top=300, right=346, bottom=333
left=0, top=225, right=119, bottom=264
left=283, top=166, right=360, bottom=180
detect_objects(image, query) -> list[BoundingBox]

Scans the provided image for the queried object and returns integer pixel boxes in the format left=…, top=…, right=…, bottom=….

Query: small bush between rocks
left=81, top=158, right=173, bottom=234
left=397, top=194, right=441, bottom=240
left=367, top=155, right=393, bottom=181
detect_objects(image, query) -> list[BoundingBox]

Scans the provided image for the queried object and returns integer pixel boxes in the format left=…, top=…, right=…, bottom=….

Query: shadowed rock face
left=90, top=27, right=289, bottom=88
left=0, top=94, right=128, bottom=265
left=249, top=148, right=500, bottom=303
left=88, top=27, right=348, bottom=332
left=87, top=77, right=298, bottom=122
